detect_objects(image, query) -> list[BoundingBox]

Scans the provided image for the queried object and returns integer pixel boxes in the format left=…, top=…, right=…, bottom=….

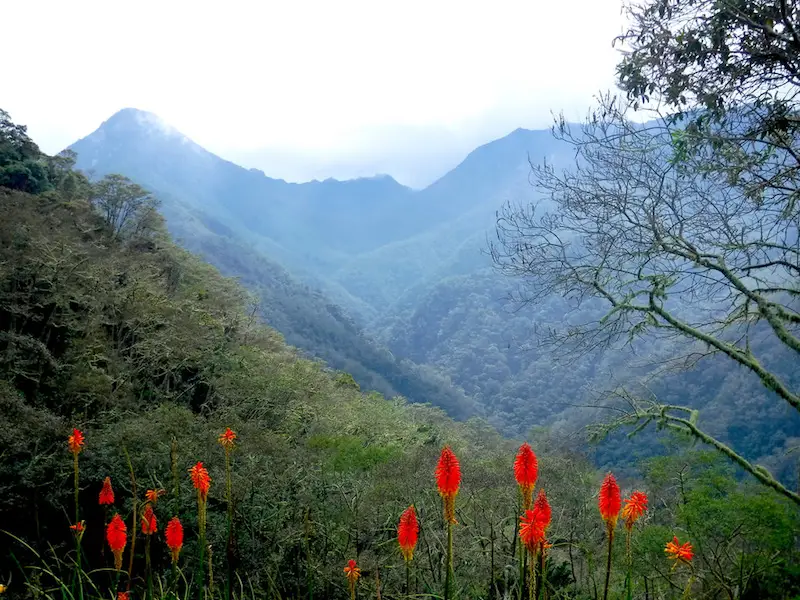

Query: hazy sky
left=3, top=0, right=626, bottom=187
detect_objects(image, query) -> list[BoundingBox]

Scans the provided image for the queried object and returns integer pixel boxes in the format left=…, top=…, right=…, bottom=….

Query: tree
left=490, top=92, right=800, bottom=505
left=0, top=108, right=50, bottom=194
left=615, top=0, right=800, bottom=220
left=89, top=174, right=162, bottom=241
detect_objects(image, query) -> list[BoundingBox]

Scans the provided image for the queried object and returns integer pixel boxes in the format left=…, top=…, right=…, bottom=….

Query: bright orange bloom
left=533, top=489, right=552, bottom=530
left=397, top=505, right=419, bottom=561
left=141, top=505, right=157, bottom=535
left=165, top=516, right=184, bottom=564
left=68, top=429, right=84, bottom=455
left=145, top=488, right=166, bottom=504
left=519, top=509, right=546, bottom=554
left=118, top=593, right=129, bottom=600
left=622, top=491, right=648, bottom=531
left=99, top=477, right=114, bottom=505
left=106, top=513, right=127, bottom=570
left=435, top=446, right=461, bottom=523
left=189, top=462, right=211, bottom=501
left=514, top=443, right=538, bottom=509
left=665, top=536, right=693, bottom=565
left=343, top=559, right=361, bottom=585
left=218, top=427, right=237, bottom=451
left=70, top=521, right=86, bottom=542
left=598, top=473, right=621, bottom=530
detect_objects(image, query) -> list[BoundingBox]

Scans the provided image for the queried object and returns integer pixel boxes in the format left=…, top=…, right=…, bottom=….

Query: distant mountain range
left=68, top=108, right=800, bottom=479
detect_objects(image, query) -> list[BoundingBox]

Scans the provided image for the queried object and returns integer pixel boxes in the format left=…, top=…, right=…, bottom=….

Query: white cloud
left=2, top=0, right=625, bottom=185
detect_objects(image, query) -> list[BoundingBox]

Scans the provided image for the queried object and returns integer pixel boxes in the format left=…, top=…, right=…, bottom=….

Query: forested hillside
left=67, top=106, right=800, bottom=484
left=2, top=112, right=800, bottom=600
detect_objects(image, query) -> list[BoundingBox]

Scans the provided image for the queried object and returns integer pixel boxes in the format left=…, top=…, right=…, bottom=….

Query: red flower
left=145, top=488, right=165, bottom=504
left=435, top=446, right=461, bottom=524
left=70, top=521, right=86, bottom=542
left=397, top=505, right=419, bottom=561
left=68, top=429, right=84, bottom=455
left=141, top=505, right=157, bottom=535
left=218, top=427, right=237, bottom=451
left=514, top=443, right=538, bottom=509
left=343, top=559, right=361, bottom=585
left=519, top=509, right=546, bottom=554
left=622, top=491, right=648, bottom=530
left=118, top=593, right=129, bottom=600
left=665, top=536, right=693, bottom=565
left=99, top=477, right=114, bottom=505
left=165, top=516, right=184, bottom=563
left=598, top=473, right=621, bottom=530
left=106, top=513, right=127, bottom=570
left=189, top=462, right=211, bottom=501
left=533, top=489, right=552, bottom=530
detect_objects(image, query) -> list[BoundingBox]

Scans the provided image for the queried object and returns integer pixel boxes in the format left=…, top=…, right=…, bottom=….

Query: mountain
left=70, top=108, right=476, bottom=419
left=68, top=109, right=800, bottom=481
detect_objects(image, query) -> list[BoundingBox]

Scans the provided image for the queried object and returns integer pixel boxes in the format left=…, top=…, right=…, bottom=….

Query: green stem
left=197, top=493, right=206, bottom=600
left=537, top=547, right=545, bottom=600
left=603, top=527, right=614, bottom=600
left=445, top=520, right=453, bottom=600
left=626, top=529, right=632, bottom=600
left=145, top=534, right=153, bottom=600
left=528, top=551, right=535, bottom=600
left=225, top=451, right=233, bottom=600
left=405, top=559, right=410, bottom=598
left=73, top=453, right=83, bottom=600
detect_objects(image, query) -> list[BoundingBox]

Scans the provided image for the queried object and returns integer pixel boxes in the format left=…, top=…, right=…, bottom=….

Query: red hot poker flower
left=141, top=505, right=157, bottom=535
left=435, top=446, right=461, bottom=524
left=68, top=429, right=84, bottom=455
left=344, top=559, right=361, bottom=585
left=622, top=491, right=648, bottom=531
left=106, top=513, right=127, bottom=570
left=165, top=516, right=184, bottom=564
left=665, top=536, right=693, bottom=566
left=598, top=473, right=622, bottom=530
left=189, top=462, right=211, bottom=501
left=514, top=443, right=538, bottom=509
left=397, top=505, right=419, bottom=561
left=519, top=509, right=546, bottom=554
left=218, top=427, right=237, bottom=451
left=118, top=593, right=129, bottom=600
left=533, top=489, right=552, bottom=530
left=145, top=488, right=165, bottom=504
left=99, top=477, right=114, bottom=505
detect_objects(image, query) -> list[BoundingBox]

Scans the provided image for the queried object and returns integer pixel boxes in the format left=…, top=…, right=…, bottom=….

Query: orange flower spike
left=106, top=513, right=127, bottom=571
left=435, top=446, right=461, bottom=523
left=397, top=505, right=419, bottom=561
left=145, top=488, right=166, bottom=504
left=99, top=477, right=115, bottom=505
left=533, top=489, right=552, bottom=530
left=141, top=505, right=158, bottom=535
left=665, top=536, right=693, bottom=565
left=68, top=428, right=85, bottom=455
left=218, top=427, right=237, bottom=451
left=598, top=472, right=622, bottom=530
left=519, top=509, right=546, bottom=554
left=118, top=593, right=129, bottom=600
left=514, top=443, right=538, bottom=509
left=622, top=491, right=648, bottom=531
left=188, top=462, right=211, bottom=501
left=343, top=559, right=361, bottom=585
left=165, top=516, right=184, bottom=563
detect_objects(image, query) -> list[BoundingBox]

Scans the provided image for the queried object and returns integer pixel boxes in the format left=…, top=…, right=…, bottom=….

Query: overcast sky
left=3, top=0, right=626, bottom=187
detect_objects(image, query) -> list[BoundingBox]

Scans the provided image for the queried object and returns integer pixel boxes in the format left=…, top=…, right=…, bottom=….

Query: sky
left=3, top=0, right=626, bottom=188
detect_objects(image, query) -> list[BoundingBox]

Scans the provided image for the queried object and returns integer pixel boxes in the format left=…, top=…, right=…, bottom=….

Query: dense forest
left=2, top=109, right=800, bottom=600
left=3, top=0, right=800, bottom=596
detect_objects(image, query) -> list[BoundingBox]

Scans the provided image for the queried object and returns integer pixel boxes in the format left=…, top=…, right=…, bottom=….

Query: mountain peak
left=99, top=107, right=185, bottom=140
